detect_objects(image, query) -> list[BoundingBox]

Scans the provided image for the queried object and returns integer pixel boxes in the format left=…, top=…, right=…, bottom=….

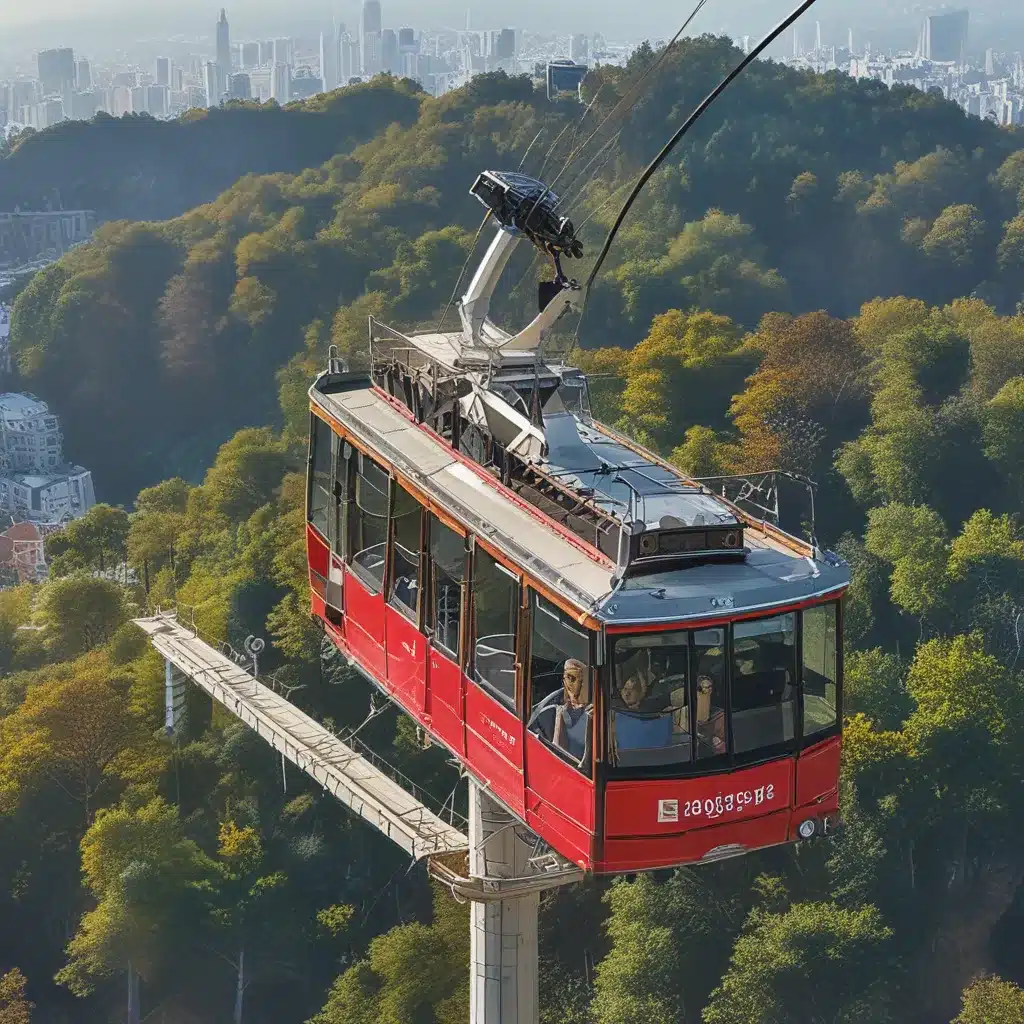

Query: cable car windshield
left=608, top=604, right=837, bottom=770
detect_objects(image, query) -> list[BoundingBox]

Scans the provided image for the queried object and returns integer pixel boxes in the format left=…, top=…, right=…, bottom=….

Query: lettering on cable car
left=480, top=713, right=516, bottom=749
left=401, top=639, right=417, bottom=659
left=682, top=784, right=777, bottom=821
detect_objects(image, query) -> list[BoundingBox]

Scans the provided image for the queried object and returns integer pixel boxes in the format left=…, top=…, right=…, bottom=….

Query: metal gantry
left=135, top=613, right=581, bottom=1024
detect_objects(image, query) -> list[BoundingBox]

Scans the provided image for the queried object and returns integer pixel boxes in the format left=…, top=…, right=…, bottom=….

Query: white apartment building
left=0, top=393, right=95, bottom=525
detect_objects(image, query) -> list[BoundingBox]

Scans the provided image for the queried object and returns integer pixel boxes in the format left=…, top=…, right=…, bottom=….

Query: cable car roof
left=311, top=372, right=849, bottom=626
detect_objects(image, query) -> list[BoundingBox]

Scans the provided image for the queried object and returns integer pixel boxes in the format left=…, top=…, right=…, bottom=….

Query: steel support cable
left=583, top=0, right=826, bottom=303
left=546, top=0, right=711, bottom=199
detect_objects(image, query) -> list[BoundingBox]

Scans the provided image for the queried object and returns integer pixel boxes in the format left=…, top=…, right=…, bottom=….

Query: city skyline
left=4, top=0, right=1024, bottom=57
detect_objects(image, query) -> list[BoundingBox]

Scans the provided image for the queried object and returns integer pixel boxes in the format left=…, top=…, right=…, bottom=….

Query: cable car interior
left=306, top=169, right=849, bottom=873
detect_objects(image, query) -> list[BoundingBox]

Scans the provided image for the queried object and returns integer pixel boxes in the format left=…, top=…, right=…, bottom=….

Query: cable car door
left=464, top=542, right=525, bottom=817
left=385, top=486, right=427, bottom=718
left=424, top=514, right=467, bottom=757
left=344, top=450, right=388, bottom=682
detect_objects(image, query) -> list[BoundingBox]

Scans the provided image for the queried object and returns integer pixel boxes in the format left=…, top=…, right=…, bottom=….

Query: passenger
left=613, top=665, right=674, bottom=752
left=553, top=658, right=591, bottom=765
left=696, top=674, right=726, bottom=754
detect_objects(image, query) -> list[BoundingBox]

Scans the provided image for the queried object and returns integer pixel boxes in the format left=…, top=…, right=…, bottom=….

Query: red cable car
left=305, top=171, right=849, bottom=873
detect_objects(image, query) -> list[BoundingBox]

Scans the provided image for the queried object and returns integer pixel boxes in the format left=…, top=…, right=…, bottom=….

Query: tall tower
left=320, top=30, right=339, bottom=91
left=216, top=9, right=231, bottom=97
left=361, top=0, right=383, bottom=76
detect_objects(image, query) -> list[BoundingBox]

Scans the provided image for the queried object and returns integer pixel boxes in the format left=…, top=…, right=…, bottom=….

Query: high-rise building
left=147, top=85, right=168, bottom=116
left=205, top=61, right=220, bottom=108
left=155, top=57, right=170, bottom=87
left=923, top=10, right=969, bottom=63
left=340, top=32, right=359, bottom=81
left=241, top=42, right=260, bottom=68
left=273, top=38, right=294, bottom=67
left=228, top=73, right=251, bottom=100
left=216, top=9, right=232, bottom=97
left=382, top=30, right=400, bottom=75
left=320, top=31, right=339, bottom=91
left=76, top=59, right=92, bottom=90
left=271, top=63, right=291, bottom=103
left=569, top=35, right=589, bottom=65
left=495, top=29, right=516, bottom=61
left=398, top=28, right=416, bottom=52
left=131, top=85, right=147, bottom=113
left=361, top=1, right=383, bottom=75
left=260, top=40, right=275, bottom=65
left=37, top=48, right=76, bottom=97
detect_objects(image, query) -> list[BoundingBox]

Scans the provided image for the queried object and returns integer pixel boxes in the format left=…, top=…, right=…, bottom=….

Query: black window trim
left=468, top=539, right=520, bottom=713
left=425, top=513, right=468, bottom=662
left=603, top=598, right=843, bottom=781
left=346, top=451, right=390, bottom=596
left=307, top=411, right=335, bottom=546
left=524, top=588, right=597, bottom=778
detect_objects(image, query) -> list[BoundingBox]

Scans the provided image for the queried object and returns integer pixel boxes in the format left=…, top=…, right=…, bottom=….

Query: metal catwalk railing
left=134, top=614, right=469, bottom=860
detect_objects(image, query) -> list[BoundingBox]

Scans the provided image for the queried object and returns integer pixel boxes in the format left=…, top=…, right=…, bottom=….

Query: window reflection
left=428, top=516, right=464, bottom=658
left=731, top=614, right=796, bottom=754
left=527, top=594, right=593, bottom=775
left=694, top=629, right=727, bottom=760
left=472, top=548, right=519, bottom=705
left=389, top=487, right=421, bottom=620
left=611, top=632, right=690, bottom=766
left=348, top=453, right=389, bottom=591
left=803, top=602, right=838, bottom=737
left=308, top=415, right=333, bottom=541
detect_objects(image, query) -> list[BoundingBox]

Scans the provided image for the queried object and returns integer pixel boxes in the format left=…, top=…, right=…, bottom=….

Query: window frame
left=603, top=598, right=844, bottom=779
left=798, top=599, right=842, bottom=746
left=307, top=411, right=335, bottom=545
left=525, top=589, right=596, bottom=777
left=346, top=450, right=390, bottom=595
left=468, top=539, right=521, bottom=712
left=387, top=483, right=425, bottom=626
left=425, top=512, right=468, bottom=661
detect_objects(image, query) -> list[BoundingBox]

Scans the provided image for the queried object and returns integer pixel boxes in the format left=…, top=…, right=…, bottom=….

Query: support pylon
left=469, top=784, right=540, bottom=1024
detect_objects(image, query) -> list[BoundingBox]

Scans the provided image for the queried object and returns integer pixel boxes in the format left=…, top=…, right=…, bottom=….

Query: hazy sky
left=1, top=0, right=1020, bottom=54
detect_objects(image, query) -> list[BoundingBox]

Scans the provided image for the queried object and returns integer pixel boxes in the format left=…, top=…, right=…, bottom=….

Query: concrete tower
left=216, top=9, right=231, bottom=97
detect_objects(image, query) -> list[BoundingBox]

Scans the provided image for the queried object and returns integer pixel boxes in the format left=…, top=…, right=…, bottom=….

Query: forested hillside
left=0, top=79, right=423, bottom=221
left=2, top=35, right=1024, bottom=1024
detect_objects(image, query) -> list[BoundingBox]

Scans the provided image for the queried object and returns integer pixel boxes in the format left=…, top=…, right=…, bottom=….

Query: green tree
left=311, top=886, right=469, bottom=1024
left=202, top=429, right=290, bottom=524
left=983, top=377, right=1024, bottom=497
left=955, top=976, right=1024, bottom=1023
left=45, top=504, right=131, bottom=576
left=34, top=574, right=127, bottom=661
left=919, top=204, right=986, bottom=267
left=591, top=871, right=739, bottom=1024
left=702, top=902, right=893, bottom=1024
left=0, top=969, right=32, bottom=1024
left=56, top=798, right=215, bottom=1006
left=0, top=653, right=161, bottom=821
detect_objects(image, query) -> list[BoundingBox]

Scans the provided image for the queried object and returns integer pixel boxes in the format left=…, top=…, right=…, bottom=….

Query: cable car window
left=731, top=614, right=797, bottom=754
left=802, top=602, right=838, bottom=738
left=471, top=547, right=519, bottom=707
left=694, top=629, right=727, bottom=760
left=308, top=415, right=334, bottom=541
left=527, top=594, right=593, bottom=775
left=348, top=452, right=389, bottom=592
left=389, top=486, right=421, bottom=621
left=610, top=632, right=691, bottom=766
left=428, top=516, right=465, bottom=658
